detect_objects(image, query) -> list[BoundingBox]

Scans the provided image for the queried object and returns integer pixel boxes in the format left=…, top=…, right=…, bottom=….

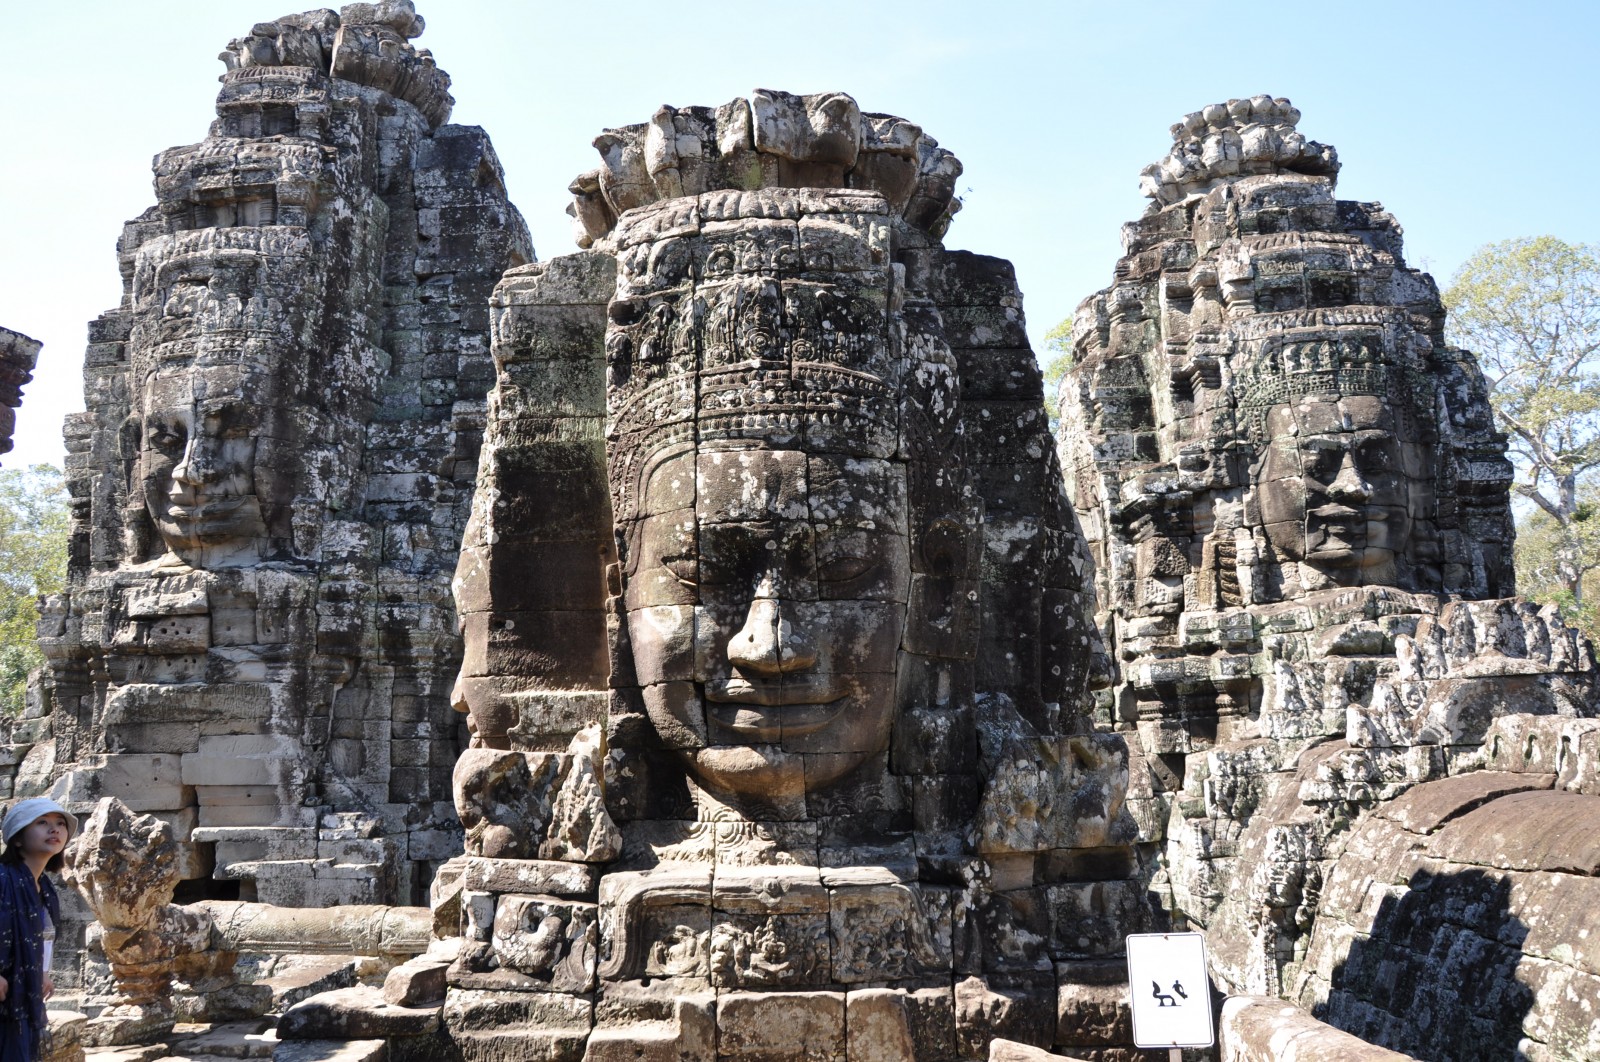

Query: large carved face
left=139, top=368, right=267, bottom=565
left=624, top=444, right=910, bottom=805
left=1253, top=394, right=1429, bottom=578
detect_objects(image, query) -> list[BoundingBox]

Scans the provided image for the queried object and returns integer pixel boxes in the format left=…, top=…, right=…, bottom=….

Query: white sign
left=1125, top=932, right=1214, bottom=1049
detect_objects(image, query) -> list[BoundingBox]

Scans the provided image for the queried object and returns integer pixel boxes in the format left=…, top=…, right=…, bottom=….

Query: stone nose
left=1326, top=449, right=1372, bottom=501
left=172, top=431, right=220, bottom=487
left=727, top=587, right=818, bottom=678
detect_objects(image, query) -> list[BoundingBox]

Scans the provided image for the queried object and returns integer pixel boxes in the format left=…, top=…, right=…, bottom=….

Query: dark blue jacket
left=0, top=863, right=58, bottom=1057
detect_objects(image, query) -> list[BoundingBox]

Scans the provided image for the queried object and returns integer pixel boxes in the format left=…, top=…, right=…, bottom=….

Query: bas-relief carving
left=447, top=90, right=1148, bottom=1060
left=1060, top=96, right=1599, bottom=1002
left=34, top=1, right=529, bottom=921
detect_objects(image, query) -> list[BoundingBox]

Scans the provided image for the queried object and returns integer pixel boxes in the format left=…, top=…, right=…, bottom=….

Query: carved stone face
left=624, top=445, right=910, bottom=804
left=140, top=369, right=267, bottom=565
left=1253, top=394, right=1428, bottom=578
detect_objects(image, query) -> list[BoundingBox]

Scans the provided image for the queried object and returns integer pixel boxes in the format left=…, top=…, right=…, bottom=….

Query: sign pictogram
left=1125, top=932, right=1214, bottom=1054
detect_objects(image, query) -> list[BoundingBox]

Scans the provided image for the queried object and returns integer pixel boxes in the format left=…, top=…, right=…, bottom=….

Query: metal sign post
left=1125, top=932, right=1215, bottom=1055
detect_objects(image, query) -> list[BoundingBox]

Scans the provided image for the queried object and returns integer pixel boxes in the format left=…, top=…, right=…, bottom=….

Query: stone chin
left=149, top=494, right=266, bottom=564
left=684, top=738, right=881, bottom=801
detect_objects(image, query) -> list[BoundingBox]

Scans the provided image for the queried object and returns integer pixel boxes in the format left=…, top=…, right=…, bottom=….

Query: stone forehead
left=637, top=446, right=906, bottom=524
left=1265, top=395, right=1401, bottom=435
left=144, top=364, right=272, bottom=402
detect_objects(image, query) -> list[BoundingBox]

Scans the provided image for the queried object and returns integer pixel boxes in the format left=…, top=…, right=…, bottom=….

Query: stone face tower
left=439, top=91, right=1150, bottom=1060
left=1060, top=97, right=1597, bottom=999
left=33, top=2, right=530, bottom=908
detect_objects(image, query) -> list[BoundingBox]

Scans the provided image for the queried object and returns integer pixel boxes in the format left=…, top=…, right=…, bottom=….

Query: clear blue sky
left=4, top=0, right=1597, bottom=469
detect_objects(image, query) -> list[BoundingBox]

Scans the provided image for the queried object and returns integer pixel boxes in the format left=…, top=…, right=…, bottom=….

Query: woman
left=0, top=798, right=75, bottom=1062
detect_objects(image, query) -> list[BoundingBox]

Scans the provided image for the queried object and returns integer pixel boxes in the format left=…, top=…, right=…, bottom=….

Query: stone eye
left=662, top=556, right=699, bottom=587
left=148, top=426, right=185, bottom=450
left=818, top=553, right=874, bottom=583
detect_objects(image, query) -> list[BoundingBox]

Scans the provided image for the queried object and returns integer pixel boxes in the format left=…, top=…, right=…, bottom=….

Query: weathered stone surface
left=446, top=89, right=1143, bottom=1061
left=31, top=2, right=529, bottom=932
left=382, top=956, right=450, bottom=1006
left=1291, top=777, right=1600, bottom=1061
left=1058, top=98, right=1600, bottom=1030
left=988, top=1041, right=1090, bottom=1062
left=1220, top=997, right=1414, bottom=1061
left=269, top=1040, right=386, bottom=1062
left=63, top=798, right=227, bottom=1038
left=277, top=986, right=440, bottom=1040
left=0, top=326, right=41, bottom=464
left=166, top=1019, right=277, bottom=1059
left=718, top=991, right=845, bottom=1062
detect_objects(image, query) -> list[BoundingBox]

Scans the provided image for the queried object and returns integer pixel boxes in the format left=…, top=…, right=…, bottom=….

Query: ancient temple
left=437, top=88, right=1148, bottom=1061
left=17, top=6, right=1600, bottom=1059
left=31, top=1, right=528, bottom=912
left=1059, top=96, right=1600, bottom=1057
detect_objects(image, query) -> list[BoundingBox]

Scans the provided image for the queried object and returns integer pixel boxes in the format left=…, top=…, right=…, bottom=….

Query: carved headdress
left=1233, top=307, right=1437, bottom=445
left=599, top=181, right=964, bottom=538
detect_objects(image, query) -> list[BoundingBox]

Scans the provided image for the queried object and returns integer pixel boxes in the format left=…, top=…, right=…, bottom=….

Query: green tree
left=1041, top=316, right=1073, bottom=431
left=0, top=465, right=70, bottom=715
left=1444, top=237, right=1600, bottom=610
left=1514, top=501, right=1600, bottom=639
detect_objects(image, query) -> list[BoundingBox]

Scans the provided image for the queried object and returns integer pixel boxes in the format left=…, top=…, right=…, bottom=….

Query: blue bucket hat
left=2, top=798, right=78, bottom=848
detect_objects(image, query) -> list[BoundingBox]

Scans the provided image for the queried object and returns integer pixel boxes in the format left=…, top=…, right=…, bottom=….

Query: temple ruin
left=1059, top=96, right=1600, bottom=1059
left=0, top=327, right=41, bottom=467
left=9, top=8, right=1600, bottom=1062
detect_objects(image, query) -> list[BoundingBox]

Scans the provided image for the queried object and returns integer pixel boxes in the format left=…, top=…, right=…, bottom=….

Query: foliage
left=0, top=465, right=69, bottom=715
left=1514, top=503, right=1600, bottom=640
left=1445, top=237, right=1600, bottom=602
left=1041, top=316, right=1074, bottom=432
left=1041, top=316, right=1074, bottom=387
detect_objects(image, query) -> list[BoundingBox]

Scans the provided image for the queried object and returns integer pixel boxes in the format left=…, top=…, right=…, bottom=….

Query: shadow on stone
left=1320, top=866, right=1532, bottom=1061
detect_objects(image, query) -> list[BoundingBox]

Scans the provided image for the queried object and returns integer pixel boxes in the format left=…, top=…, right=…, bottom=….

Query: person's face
left=1254, top=395, right=1426, bottom=576
left=624, top=446, right=911, bottom=804
left=140, top=370, right=266, bottom=562
left=16, top=814, right=68, bottom=861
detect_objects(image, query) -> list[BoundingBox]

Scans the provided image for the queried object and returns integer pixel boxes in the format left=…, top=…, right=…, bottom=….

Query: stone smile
left=705, top=699, right=847, bottom=742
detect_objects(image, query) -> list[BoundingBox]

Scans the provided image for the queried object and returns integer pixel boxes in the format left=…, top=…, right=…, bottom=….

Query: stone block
left=383, top=957, right=450, bottom=1007
left=955, top=975, right=1056, bottom=1059
left=491, top=894, right=598, bottom=992
left=271, top=1041, right=387, bottom=1062
left=51, top=755, right=191, bottom=813
left=277, top=987, right=440, bottom=1041
left=846, top=989, right=917, bottom=1062
left=463, top=857, right=596, bottom=898
left=588, top=982, right=715, bottom=1062
left=443, top=989, right=593, bottom=1062
left=988, top=1042, right=1090, bottom=1062
left=716, top=991, right=845, bottom=1062
left=1054, top=961, right=1133, bottom=1048
left=1218, top=996, right=1415, bottom=1061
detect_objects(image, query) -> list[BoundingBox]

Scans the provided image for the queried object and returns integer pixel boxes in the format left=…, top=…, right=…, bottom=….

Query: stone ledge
left=1219, top=996, right=1416, bottom=1061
